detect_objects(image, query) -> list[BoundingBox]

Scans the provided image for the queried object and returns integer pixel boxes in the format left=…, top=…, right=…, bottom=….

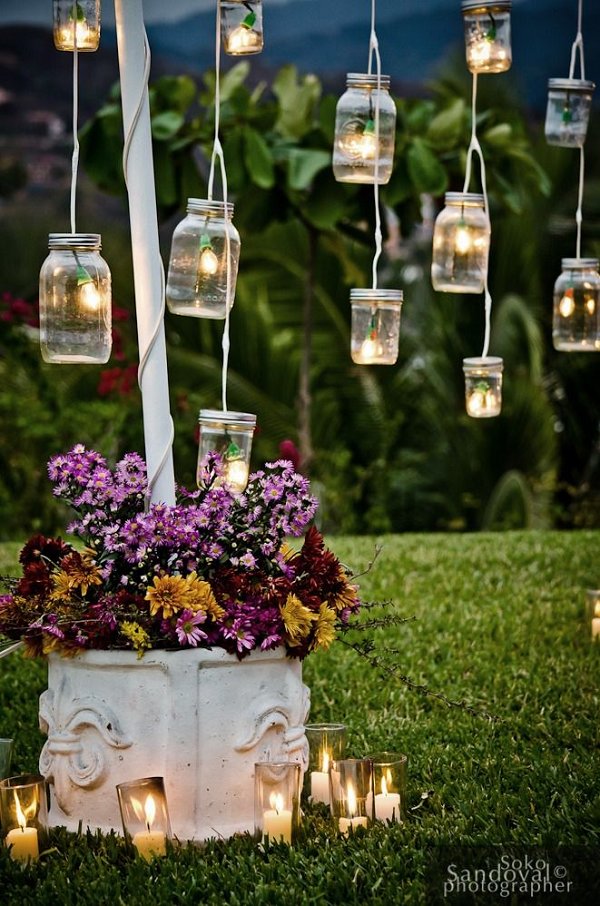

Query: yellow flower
left=185, top=573, right=225, bottom=620
left=146, top=575, right=189, bottom=619
left=280, top=594, right=316, bottom=646
left=120, top=621, right=152, bottom=658
left=279, top=542, right=296, bottom=562
left=312, top=602, right=337, bottom=651
left=333, top=578, right=359, bottom=612
left=49, top=570, right=76, bottom=602
left=61, top=552, right=103, bottom=595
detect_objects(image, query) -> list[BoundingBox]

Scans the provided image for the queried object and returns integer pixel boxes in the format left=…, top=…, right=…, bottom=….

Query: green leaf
left=220, top=62, right=251, bottom=102
left=406, top=138, right=448, bottom=195
left=273, top=65, right=321, bottom=140
left=153, top=144, right=178, bottom=208
left=426, top=98, right=466, bottom=150
left=287, top=149, right=332, bottom=191
left=303, top=173, right=348, bottom=230
left=482, top=123, right=513, bottom=147
left=151, top=111, right=185, bottom=141
left=152, top=75, right=197, bottom=114
left=243, top=127, right=275, bottom=189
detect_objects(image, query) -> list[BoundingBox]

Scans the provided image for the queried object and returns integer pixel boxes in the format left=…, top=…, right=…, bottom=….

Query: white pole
left=114, top=0, right=176, bottom=506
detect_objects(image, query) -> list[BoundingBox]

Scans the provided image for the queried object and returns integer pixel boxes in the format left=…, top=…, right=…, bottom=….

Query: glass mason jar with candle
left=431, top=193, right=490, bottom=294
left=553, top=259, right=600, bottom=352
left=462, top=357, right=503, bottom=418
left=197, top=410, right=256, bottom=495
left=39, top=233, right=112, bottom=364
left=333, top=74, right=396, bottom=185
left=304, top=724, right=346, bottom=805
left=330, top=758, right=374, bottom=834
left=545, top=79, right=596, bottom=148
left=368, top=753, right=408, bottom=823
left=350, top=289, right=403, bottom=365
left=116, top=777, right=171, bottom=861
left=461, top=1, right=512, bottom=74
left=254, top=762, right=301, bottom=845
left=53, top=0, right=101, bottom=52
left=0, top=774, right=48, bottom=864
left=221, top=1, right=263, bottom=55
left=167, top=200, right=241, bottom=320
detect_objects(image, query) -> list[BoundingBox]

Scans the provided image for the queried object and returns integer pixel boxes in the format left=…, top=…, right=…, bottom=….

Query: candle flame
left=381, top=775, right=389, bottom=797
left=347, top=781, right=357, bottom=818
left=14, top=791, right=27, bottom=831
left=321, top=751, right=330, bottom=773
left=269, top=792, right=284, bottom=815
left=144, top=794, right=157, bottom=830
left=454, top=225, right=473, bottom=255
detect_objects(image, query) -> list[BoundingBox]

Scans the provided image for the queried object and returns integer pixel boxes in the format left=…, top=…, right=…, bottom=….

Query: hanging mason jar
left=431, top=193, right=490, bottom=294
left=166, top=200, right=241, bottom=320
left=350, top=289, right=403, bottom=365
left=39, top=233, right=112, bottom=364
left=545, top=79, right=595, bottom=148
left=53, top=1, right=101, bottom=52
left=197, top=410, right=257, bottom=495
left=553, top=259, right=600, bottom=352
left=462, top=357, right=503, bottom=418
left=461, top=1, right=512, bottom=74
left=333, top=74, right=396, bottom=185
left=221, top=1, right=263, bottom=56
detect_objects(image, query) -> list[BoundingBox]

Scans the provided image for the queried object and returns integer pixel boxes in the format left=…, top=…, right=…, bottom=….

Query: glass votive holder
left=197, top=409, right=256, bottom=495
left=330, top=758, right=374, bottom=835
left=367, top=753, right=408, bottom=823
left=304, top=723, right=347, bottom=805
left=545, top=79, right=595, bottom=148
left=254, top=762, right=301, bottom=845
left=333, top=73, right=396, bottom=185
left=53, top=0, right=101, bottom=52
left=0, top=739, right=14, bottom=780
left=463, top=357, right=503, bottom=418
left=39, top=233, right=112, bottom=364
left=461, top=1, right=512, bottom=74
left=350, top=289, right=403, bottom=365
left=585, top=590, right=600, bottom=641
left=431, top=193, right=490, bottom=294
left=0, top=774, right=47, bottom=863
left=221, top=0, right=264, bottom=56
left=553, top=259, right=600, bottom=352
left=116, top=777, right=171, bottom=861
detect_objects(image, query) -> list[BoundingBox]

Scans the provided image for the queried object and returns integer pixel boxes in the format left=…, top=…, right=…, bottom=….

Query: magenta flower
left=175, top=610, right=208, bottom=647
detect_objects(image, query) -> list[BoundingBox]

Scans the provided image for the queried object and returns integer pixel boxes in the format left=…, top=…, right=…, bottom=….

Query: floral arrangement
left=0, top=445, right=361, bottom=660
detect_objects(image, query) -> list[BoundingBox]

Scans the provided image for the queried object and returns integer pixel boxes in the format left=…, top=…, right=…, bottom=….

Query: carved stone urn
left=39, top=647, right=309, bottom=842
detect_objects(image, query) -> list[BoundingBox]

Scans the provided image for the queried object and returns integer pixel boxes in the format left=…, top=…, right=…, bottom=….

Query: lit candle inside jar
left=591, top=617, right=600, bottom=640
left=338, top=782, right=368, bottom=835
left=310, top=750, right=331, bottom=804
left=5, top=792, right=39, bottom=863
left=131, top=794, right=166, bottom=860
left=374, top=773, right=401, bottom=823
left=263, top=792, right=293, bottom=844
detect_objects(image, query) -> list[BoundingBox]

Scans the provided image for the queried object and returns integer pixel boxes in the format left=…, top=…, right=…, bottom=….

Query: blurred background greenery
left=1, top=54, right=599, bottom=540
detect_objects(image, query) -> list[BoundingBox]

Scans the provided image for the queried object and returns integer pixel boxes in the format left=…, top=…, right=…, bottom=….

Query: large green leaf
left=406, top=138, right=448, bottom=195
left=287, top=149, right=331, bottom=191
left=151, top=111, right=185, bottom=141
left=243, top=127, right=275, bottom=189
left=273, top=65, right=321, bottom=140
left=426, top=98, right=466, bottom=150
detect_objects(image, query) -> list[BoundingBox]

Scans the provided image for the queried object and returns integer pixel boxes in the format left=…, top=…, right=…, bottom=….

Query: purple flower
left=176, top=610, right=208, bottom=647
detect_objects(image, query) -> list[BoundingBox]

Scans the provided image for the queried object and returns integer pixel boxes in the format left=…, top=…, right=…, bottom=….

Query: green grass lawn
left=0, top=533, right=599, bottom=904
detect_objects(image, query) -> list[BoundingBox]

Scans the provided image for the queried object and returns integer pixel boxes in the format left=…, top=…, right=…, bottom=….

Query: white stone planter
left=39, top=648, right=309, bottom=842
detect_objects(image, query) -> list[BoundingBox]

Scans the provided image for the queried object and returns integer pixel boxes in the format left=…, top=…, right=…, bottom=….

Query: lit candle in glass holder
left=350, top=290, right=403, bottom=366
left=221, top=1, right=264, bottom=56
left=553, top=259, right=600, bottom=352
left=432, top=193, right=490, bottom=294
left=0, top=774, right=47, bottom=863
left=463, top=357, right=503, bottom=419
left=254, top=762, right=300, bottom=845
left=585, top=590, right=600, bottom=641
left=330, top=758, right=373, bottom=835
left=333, top=74, right=396, bottom=185
left=116, top=777, right=171, bottom=861
left=304, top=723, right=346, bottom=806
left=461, top=1, right=512, bottom=75
left=197, top=410, right=256, bottom=495
left=367, top=753, right=407, bottom=824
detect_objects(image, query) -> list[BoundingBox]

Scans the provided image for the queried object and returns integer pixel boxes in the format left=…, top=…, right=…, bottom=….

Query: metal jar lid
left=198, top=409, right=257, bottom=428
left=461, top=1, right=511, bottom=12
left=346, top=72, right=391, bottom=90
left=548, top=78, right=595, bottom=93
left=444, top=192, right=485, bottom=206
left=187, top=199, right=235, bottom=218
left=48, top=233, right=102, bottom=250
left=463, top=356, right=504, bottom=372
left=561, top=258, right=599, bottom=271
left=350, top=289, right=403, bottom=305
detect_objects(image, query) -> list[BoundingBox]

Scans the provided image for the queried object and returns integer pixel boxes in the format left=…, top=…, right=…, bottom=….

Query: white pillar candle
left=132, top=830, right=166, bottom=860
left=310, top=771, right=330, bottom=804
left=592, top=617, right=600, bottom=639
left=339, top=815, right=368, bottom=835
left=5, top=826, right=39, bottom=862
left=263, top=793, right=292, bottom=844
left=374, top=791, right=401, bottom=823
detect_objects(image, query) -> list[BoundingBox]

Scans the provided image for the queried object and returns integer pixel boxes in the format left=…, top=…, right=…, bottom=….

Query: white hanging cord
left=121, top=27, right=174, bottom=506
left=569, top=0, right=585, bottom=80
left=576, top=146, right=585, bottom=260
left=463, top=73, right=493, bottom=358
left=367, top=0, right=376, bottom=74
left=370, top=29, right=383, bottom=289
left=207, top=1, right=232, bottom=413
left=70, top=22, right=79, bottom=233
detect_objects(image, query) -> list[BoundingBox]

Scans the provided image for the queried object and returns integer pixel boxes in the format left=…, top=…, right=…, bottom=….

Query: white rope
left=70, top=19, right=79, bottom=233
left=208, top=0, right=232, bottom=413
left=121, top=27, right=175, bottom=507
left=576, top=146, right=585, bottom=260
left=569, top=0, right=585, bottom=80
left=569, top=0, right=586, bottom=261
left=370, top=30, right=383, bottom=290
left=463, top=73, right=493, bottom=358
